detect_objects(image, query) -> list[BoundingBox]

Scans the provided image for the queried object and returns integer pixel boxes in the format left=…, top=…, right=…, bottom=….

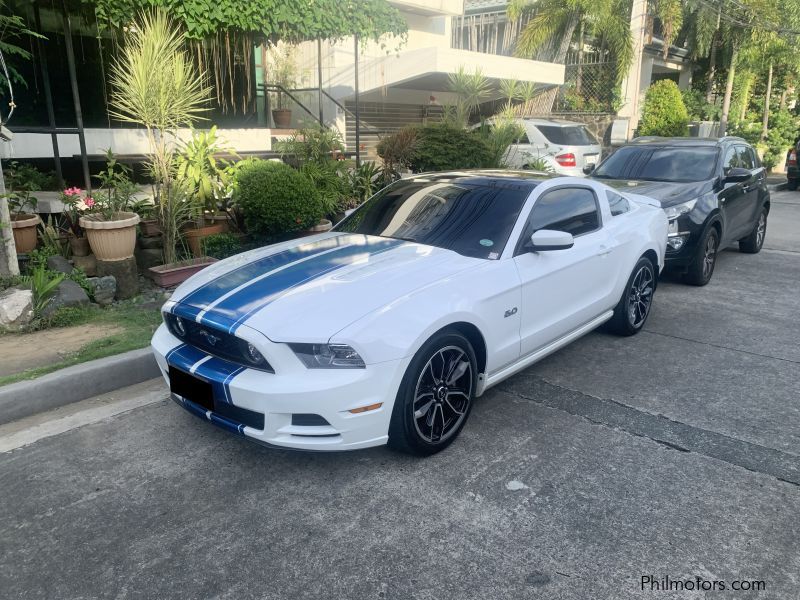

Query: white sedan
left=152, top=171, right=667, bottom=455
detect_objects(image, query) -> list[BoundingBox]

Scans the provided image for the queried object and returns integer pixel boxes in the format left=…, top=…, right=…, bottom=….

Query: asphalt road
left=2, top=192, right=799, bottom=599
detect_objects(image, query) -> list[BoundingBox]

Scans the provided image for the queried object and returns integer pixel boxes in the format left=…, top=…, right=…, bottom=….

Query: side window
left=517, top=131, right=530, bottom=144
left=722, top=147, right=739, bottom=172
left=736, top=145, right=754, bottom=169
left=529, top=187, right=601, bottom=237
left=606, top=191, right=631, bottom=216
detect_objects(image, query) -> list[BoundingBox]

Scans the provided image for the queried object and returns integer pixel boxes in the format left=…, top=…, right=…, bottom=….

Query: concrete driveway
left=1, top=192, right=798, bottom=599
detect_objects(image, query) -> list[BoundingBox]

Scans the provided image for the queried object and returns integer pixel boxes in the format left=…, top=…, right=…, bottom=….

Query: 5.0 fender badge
left=504, top=307, right=518, bottom=318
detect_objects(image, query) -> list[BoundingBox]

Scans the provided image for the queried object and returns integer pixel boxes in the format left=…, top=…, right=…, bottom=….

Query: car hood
left=599, top=178, right=713, bottom=208
left=168, top=232, right=478, bottom=343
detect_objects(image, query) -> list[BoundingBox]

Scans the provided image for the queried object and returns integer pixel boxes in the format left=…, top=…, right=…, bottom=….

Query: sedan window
left=606, top=191, right=631, bottom=216
left=335, top=180, right=531, bottom=260
left=528, top=187, right=601, bottom=237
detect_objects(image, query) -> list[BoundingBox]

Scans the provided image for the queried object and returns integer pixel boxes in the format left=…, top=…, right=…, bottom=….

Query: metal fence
left=553, top=51, right=621, bottom=114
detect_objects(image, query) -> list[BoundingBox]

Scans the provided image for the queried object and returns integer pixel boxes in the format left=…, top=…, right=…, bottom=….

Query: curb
left=0, top=348, right=160, bottom=426
left=767, top=182, right=788, bottom=192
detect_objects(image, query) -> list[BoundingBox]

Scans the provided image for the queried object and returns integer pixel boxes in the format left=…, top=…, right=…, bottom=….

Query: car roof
left=403, top=170, right=554, bottom=191
left=627, top=136, right=746, bottom=147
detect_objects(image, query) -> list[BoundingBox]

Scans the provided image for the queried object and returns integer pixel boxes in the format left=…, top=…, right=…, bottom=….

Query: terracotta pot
left=69, top=235, right=91, bottom=257
left=80, top=212, right=140, bottom=261
left=297, top=219, right=333, bottom=238
left=207, top=212, right=230, bottom=233
left=272, top=108, right=292, bottom=128
left=184, top=222, right=225, bottom=258
left=10, top=213, right=40, bottom=254
left=140, top=219, right=162, bottom=237
left=148, top=257, right=218, bottom=288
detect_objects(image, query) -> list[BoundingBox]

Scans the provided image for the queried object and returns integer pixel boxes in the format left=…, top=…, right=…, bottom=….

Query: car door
left=513, top=185, right=615, bottom=356
left=718, top=145, right=752, bottom=244
left=736, top=145, right=765, bottom=233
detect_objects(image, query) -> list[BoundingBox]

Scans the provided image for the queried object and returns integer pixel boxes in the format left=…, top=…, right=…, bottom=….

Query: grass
left=0, top=301, right=163, bottom=387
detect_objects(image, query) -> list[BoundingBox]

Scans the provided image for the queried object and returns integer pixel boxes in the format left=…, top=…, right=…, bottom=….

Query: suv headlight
left=663, top=199, right=697, bottom=221
left=289, top=343, right=366, bottom=369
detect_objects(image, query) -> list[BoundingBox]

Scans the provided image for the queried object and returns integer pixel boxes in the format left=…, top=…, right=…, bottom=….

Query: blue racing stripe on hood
left=178, top=236, right=405, bottom=333
left=175, top=234, right=363, bottom=316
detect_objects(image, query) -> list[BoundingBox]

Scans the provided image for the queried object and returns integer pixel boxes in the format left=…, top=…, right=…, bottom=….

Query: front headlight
left=663, top=199, right=697, bottom=221
left=289, top=343, right=366, bottom=369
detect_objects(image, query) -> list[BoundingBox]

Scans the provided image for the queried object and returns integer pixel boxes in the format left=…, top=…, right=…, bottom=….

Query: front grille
left=164, top=313, right=274, bottom=373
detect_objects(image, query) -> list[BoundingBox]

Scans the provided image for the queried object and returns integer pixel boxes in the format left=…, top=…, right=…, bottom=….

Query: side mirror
left=723, top=167, right=751, bottom=184
left=582, top=163, right=595, bottom=175
left=529, top=229, right=574, bottom=252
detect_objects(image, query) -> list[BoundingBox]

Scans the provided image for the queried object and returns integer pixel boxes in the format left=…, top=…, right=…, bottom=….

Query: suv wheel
left=739, top=207, right=767, bottom=254
left=685, top=227, right=719, bottom=286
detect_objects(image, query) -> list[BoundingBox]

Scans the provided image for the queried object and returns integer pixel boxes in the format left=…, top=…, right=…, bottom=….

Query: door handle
left=596, top=245, right=613, bottom=256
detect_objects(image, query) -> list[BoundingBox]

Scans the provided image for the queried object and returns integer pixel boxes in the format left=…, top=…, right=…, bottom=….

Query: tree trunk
left=779, top=89, right=788, bottom=110
left=705, top=10, right=721, bottom=103
left=761, top=60, right=773, bottom=141
left=719, top=45, right=739, bottom=137
left=0, top=160, right=20, bottom=277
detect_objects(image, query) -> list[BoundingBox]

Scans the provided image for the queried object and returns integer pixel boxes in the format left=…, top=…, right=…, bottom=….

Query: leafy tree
left=0, top=2, right=44, bottom=93
left=638, top=80, right=689, bottom=137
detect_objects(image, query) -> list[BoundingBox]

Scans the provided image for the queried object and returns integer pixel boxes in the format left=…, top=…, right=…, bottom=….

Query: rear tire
left=387, top=331, right=477, bottom=456
left=607, top=257, right=656, bottom=336
left=787, top=179, right=798, bottom=191
left=739, top=207, right=767, bottom=254
left=685, top=227, right=719, bottom=286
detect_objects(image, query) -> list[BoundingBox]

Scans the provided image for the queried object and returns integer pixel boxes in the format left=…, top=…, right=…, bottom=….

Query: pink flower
left=84, top=197, right=95, bottom=207
left=63, top=187, right=82, bottom=197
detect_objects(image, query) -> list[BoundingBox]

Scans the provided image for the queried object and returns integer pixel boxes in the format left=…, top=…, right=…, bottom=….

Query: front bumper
left=152, top=324, right=408, bottom=451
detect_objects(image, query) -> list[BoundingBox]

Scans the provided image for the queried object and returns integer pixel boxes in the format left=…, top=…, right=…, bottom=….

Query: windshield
left=334, top=179, right=531, bottom=259
left=593, top=146, right=719, bottom=182
left=536, top=125, right=597, bottom=146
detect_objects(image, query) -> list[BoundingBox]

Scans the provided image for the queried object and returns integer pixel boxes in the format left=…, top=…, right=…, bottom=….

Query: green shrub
left=763, top=109, right=799, bottom=169
left=681, top=88, right=720, bottom=121
left=232, top=160, right=324, bottom=239
left=638, top=80, right=689, bottom=137
left=406, top=124, right=494, bottom=172
left=203, top=232, right=243, bottom=259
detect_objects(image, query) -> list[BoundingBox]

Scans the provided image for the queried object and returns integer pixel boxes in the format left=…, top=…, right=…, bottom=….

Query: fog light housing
left=667, top=234, right=688, bottom=251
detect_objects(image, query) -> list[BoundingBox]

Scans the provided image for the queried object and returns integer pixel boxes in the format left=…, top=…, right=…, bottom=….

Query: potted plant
left=6, top=194, right=40, bottom=254
left=2, top=161, right=44, bottom=254
left=176, top=126, right=237, bottom=257
left=79, top=151, right=140, bottom=261
left=108, top=9, right=215, bottom=286
left=266, top=44, right=297, bottom=129
left=60, top=187, right=93, bottom=256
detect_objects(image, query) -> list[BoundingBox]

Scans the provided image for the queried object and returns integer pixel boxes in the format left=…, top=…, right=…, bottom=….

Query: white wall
left=1, top=128, right=274, bottom=160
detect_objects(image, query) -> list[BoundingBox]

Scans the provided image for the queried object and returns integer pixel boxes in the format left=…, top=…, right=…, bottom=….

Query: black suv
left=588, top=137, right=770, bottom=285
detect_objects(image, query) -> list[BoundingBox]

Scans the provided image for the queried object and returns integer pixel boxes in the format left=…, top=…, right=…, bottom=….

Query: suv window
left=593, top=146, right=719, bottom=182
left=723, top=147, right=740, bottom=172
left=527, top=187, right=601, bottom=237
left=606, top=191, right=631, bottom=216
left=736, top=145, right=755, bottom=169
left=535, top=125, right=597, bottom=146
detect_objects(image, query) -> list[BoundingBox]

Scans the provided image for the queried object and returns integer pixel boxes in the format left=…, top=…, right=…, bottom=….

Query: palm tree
left=507, top=0, right=633, bottom=111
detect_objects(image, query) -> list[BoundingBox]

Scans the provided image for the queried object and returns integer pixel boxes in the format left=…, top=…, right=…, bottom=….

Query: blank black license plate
left=169, top=366, right=214, bottom=411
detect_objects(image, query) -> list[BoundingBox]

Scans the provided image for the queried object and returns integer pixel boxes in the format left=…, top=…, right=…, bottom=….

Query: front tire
left=685, top=226, right=719, bottom=286
left=739, top=207, right=767, bottom=254
left=607, top=257, right=656, bottom=336
left=387, top=331, right=477, bottom=456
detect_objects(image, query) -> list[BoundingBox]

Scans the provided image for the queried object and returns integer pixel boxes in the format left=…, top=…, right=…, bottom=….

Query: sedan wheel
left=608, top=256, right=656, bottom=336
left=388, top=332, right=477, bottom=455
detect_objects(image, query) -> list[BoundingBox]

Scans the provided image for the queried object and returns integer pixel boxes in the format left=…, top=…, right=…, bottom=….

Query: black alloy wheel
left=388, top=332, right=477, bottom=456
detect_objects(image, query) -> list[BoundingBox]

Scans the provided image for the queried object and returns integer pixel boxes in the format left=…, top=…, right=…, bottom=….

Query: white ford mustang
left=153, top=171, right=667, bottom=455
